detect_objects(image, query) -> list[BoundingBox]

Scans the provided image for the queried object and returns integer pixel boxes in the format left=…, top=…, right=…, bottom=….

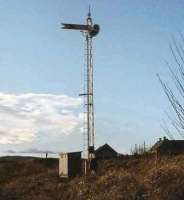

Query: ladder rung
left=79, top=93, right=93, bottom=96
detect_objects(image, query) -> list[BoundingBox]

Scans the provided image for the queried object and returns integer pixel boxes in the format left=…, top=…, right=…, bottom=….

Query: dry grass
left=1, top=155, right=184, bottom=199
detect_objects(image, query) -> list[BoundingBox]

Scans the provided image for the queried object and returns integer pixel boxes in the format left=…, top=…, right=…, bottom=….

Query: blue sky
left=0, top=0, right=184, bottom=154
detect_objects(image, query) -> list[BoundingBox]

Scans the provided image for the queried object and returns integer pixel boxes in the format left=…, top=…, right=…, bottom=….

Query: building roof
left=95, top=143, right=118, bottom=154
left=150, top=139, right=184, bottom=152
left=59, top=151, right=82, bottom=156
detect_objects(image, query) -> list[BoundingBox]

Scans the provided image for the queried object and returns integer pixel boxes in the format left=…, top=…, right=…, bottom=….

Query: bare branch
left=158, top=35, right=184, bottom=139
left=160, top=119, right=175, bottom=140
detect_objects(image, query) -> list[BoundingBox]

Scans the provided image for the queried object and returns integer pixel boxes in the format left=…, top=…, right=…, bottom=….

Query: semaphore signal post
left=61, top=8, right=100, bottom=174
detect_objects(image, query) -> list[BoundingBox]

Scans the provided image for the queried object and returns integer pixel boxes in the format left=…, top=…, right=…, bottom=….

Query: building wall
left=59, top=153, right=68, bottom=177
left=96, top=149, right=117, bottom=159
left=59, top=152, right=81, bottom=178
left=68, top=153, right=81, bottom=177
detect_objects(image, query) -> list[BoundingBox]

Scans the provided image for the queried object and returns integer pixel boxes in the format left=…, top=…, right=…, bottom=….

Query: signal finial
left=88, top=5, right=91, bottom=17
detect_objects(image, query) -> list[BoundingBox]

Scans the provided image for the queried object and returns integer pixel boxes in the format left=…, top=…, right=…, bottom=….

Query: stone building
left=95, top=143, right=118, bottom=159
left=150, top=137, right=184, bottom=156
left=59, top=151, right=82, bottom=178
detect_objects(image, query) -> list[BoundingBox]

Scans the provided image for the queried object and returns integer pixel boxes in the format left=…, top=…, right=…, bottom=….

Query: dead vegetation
left=0, top=155, right=184, bottom=199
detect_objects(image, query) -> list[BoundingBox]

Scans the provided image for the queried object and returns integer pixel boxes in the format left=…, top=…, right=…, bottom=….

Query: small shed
left=95, top=143, right=118, bottom=159
left=59, top=151, right=81, bottom=178
left=150, top=137, right=184, bottom=156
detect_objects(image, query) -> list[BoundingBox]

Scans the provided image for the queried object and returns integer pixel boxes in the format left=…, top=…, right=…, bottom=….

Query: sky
left=0, top=0, right=184, bottom=154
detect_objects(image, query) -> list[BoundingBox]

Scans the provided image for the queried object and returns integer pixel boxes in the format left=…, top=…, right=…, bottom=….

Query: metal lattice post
left=61, top=8, right=100, bottom=174
left=86, top=12, right=95, bottom=161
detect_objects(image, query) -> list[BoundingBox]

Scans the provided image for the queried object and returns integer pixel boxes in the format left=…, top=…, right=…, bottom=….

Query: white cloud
left=0, top=93, right=82, bottom=144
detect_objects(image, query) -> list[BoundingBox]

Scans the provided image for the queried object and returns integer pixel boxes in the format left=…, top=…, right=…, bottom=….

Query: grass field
left=0, top=155, right=184, bottom=199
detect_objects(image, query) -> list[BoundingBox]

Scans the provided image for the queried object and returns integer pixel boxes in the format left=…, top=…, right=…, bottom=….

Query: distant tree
left=158, top=34, right=184, bottom=139
left=131, top=142, right=147, bottom=155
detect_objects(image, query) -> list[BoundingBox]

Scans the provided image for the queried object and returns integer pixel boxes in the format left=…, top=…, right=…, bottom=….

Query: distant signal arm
left=61, top=23, right=90, bottom=31
left=61, top=23, right=100, bottom=37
